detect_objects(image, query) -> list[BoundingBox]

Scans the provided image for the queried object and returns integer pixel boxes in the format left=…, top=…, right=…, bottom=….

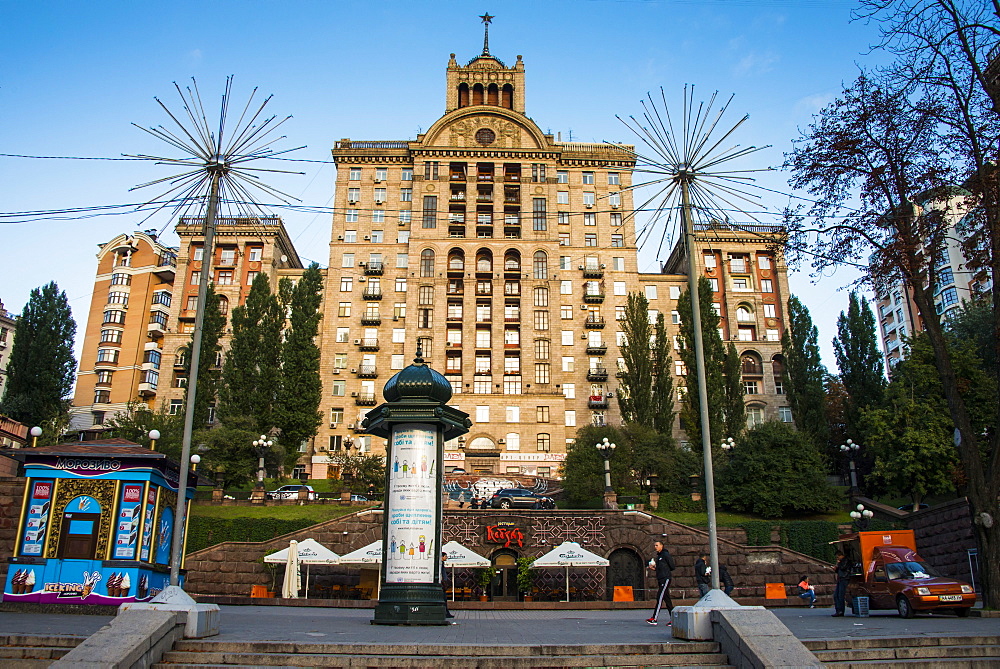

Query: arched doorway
left=59, top=496, right=102, bottom=559
left=607, top=547, right=644, bottom=600
left=491, top=549, right=519, bottom=601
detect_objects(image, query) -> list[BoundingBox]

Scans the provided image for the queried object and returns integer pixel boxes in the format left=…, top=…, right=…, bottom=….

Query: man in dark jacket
left=832, top=552, right=852, bottom=616
left=646, top=540, right=676, bottom=625
left=694, top=553, right=711, bottom=596
left=719, top=564, right=735, bottom=596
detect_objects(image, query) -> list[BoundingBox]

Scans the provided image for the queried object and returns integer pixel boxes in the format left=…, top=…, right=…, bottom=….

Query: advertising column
left=384, top=424, right=438, bottom=584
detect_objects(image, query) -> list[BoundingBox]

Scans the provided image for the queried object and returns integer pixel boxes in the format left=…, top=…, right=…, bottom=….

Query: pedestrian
left=646, top=540, right=676, bottom=626
left=832, top=551, right=851, bottom=617
left=694, top=553, right=711, bottom=596
left=797, top=574, right=816, bottom=608
left=441, top=551, right=455, bottom=620
left=719, top=564, right=734, bottom=596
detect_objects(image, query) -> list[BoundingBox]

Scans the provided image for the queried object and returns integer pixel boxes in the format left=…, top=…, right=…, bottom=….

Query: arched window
left=457, top=83, right=470, bottom=108
left=472, top=83, right=485, bottom=105
left=736, top=304, right=754, bottom=322
left=476, top=252, right=493, bottom=273
left=533, top=250, right=548, bottom=279
left=468, top=436, right=495, bottom=450
left=504, top=252, right=520, bottom=272
left=771, top=354, right=785, bottom=377
left=487, top=83, right=499, bottom=106
left=420, top=249, right=435, bottom=277
left=537, top=433, right=551, bottom=452
left=217, top=295, right=229, bottom=315
left=448, top=251, right=465, bottom=271
left=741, top=353, right=762, bottom=375
left=501, top=84, right=514, bottom=109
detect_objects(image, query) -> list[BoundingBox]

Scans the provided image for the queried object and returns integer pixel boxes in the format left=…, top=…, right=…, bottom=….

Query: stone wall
left=0, top=476, right=25, bottom=586
left=184, top=508, right=835, bottom=600
left=906, top=497, right=977, bottom=583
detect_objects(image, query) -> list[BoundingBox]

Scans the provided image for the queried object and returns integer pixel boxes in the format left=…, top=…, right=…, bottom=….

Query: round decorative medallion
left=534, top=186, right=544, bottom=195
left=424, top=184, right=436, bottom=192
left=760, top=269, right=771, bottom=278
left=475, top=128, right=497, bottom=145
left=766, top=318, right=777, bottom=327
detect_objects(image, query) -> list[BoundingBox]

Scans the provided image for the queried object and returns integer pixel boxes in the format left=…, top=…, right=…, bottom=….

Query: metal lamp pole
left=253, top=435, right=273, bottom=489
left=595, top=437, right=616, bottom=507
left=850, top=504, right=874, bottom=531
left=840, top=439, right=860, bottom=494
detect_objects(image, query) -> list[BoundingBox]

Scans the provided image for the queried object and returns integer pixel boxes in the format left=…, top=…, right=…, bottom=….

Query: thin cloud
left=733, top=50, right=778, bottom=77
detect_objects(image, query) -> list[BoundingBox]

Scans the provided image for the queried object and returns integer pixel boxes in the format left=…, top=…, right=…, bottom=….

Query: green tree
left=195, top=416, right=278, bottom=488
left=833, top=291, right=886, bottom=438
left=0, top=282, right=76, bottom=430
left=183, top=285, right=225, bottom=429
left=677, top=277, right=726, bottom=447
left=617, top=292, right=674, bottom=433
left=781, top=296, right=828, bottom=450
left=722, top=343, right=745, bottom=438
left=946, top=296, right=997, bottom=380
left=329, top=451, right=386, bottom=492
left=104, top=400, right=184, bottom=461
left=218, top=273, right=283, bottom=432
left=716, top=421, right=839, bottom=518
left=274, top=264, right=324, bottom=467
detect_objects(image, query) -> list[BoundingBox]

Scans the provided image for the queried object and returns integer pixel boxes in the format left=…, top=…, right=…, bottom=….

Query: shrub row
left=187, top=516, right=315, bottom=554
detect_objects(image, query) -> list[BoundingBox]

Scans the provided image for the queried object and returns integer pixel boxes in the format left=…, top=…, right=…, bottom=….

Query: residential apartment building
left=0, top=300, right=16, bottom=402
left=68, top=232, right=178, bottom=433
left=873, top=190, right=993, bottom=368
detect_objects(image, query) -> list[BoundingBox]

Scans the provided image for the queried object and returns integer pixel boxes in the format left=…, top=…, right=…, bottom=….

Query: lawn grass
left=189, top=502, right=367, bottom=523
left=661, top=509, right=852, bottom=526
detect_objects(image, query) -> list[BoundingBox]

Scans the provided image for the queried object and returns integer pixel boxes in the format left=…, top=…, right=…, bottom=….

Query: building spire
left=479, top=12, right=494, bottom=56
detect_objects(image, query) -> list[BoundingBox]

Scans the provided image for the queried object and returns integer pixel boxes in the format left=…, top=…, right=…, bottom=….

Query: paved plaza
left=0, top=605, right=995, bottom=648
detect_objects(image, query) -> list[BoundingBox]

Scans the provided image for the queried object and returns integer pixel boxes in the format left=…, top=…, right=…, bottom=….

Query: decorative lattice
left=530, top=515, right=607, bottom=549
left=444, top=515, right=481, bottom=545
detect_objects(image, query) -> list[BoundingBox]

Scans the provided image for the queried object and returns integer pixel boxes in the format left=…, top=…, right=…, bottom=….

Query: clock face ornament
left=475, top=128, right=496, bottom=145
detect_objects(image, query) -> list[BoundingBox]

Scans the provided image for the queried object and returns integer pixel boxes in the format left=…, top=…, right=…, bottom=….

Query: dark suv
left=489, top=488, right=555, bottom=510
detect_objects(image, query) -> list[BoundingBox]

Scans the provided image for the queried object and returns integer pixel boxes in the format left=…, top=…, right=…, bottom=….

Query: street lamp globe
left=148, top=429, right=161, bottom=441
left=721, top=437, right=734, bottom=452
left=29, top=426, right=42, bottom=438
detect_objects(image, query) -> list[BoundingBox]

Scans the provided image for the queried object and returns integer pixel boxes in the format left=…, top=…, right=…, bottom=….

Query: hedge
left=187, top=517, right=316, bottom=553
left=737, top=519, right=904, bottom=563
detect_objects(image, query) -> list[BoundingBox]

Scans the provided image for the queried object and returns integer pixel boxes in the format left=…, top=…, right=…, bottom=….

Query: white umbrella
left=280, top=539, right=301, bottom=599
left=265, top=538, right=340, bottom=597
left=337, top=539, right=383, bottom=565
left=441, top=540, right=490, bottom=601
left=532, top=541, right=609, bottom=602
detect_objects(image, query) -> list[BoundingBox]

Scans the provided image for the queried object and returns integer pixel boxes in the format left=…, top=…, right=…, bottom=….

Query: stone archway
left=607, top=547, right=644, bottom=600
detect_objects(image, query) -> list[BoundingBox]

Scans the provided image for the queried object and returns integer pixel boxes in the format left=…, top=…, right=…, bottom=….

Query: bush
left=187, top=516, right=315, bottom=553
left=655, top=492, right=704, bottom=513
left=739, top=521, right=772, bottom=546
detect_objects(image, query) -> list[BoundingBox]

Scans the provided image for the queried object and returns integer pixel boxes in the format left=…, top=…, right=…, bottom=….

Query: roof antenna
left=480, top=12, right=494, bottom=56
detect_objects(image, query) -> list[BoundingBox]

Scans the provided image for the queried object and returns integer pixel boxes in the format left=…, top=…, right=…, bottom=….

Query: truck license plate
left=939, top=595, right=962, bottom=601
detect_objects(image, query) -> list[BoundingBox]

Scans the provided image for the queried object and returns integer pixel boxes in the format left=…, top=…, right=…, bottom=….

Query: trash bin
left=851, top=596, right=870, bottom=617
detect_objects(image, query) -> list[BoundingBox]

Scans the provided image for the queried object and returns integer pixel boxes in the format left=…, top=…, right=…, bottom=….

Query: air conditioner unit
left=582, top=333, right=589, bottom=339
left=350, top=392, right=358, bottom=397
left=607, top=392, right=614, bottom=398
left=330, top=422, right=338, bottom=429
left=611, top=204, right=619, bottom=210
left=392, top=315, right=399, bottom=321
left=351, top=368, right=358, bottom=373
left=318, top=445, right=328, bottom=451
left=600, top=264, right=606, bottom=269
left=364, top=236, right=370, bottom=240
left=348, top=199, right=358, bottom=205
left=578, top=265, right=584, bottom=270
left=374, top=179, right=383, bottom=183
left=347, top=423, right=356, bottom=429
left=359, top=261, right=366, bottom=266
left=353, top=339, right=362, bottom=345
left=337, top=235, right=343, bottom=240
left=498, top=438, right=505, bottom=444
left=332, top=369, right=341, bottom=374
left=358, top=277, right=367, bottom=282
left=585, top=203, right=594, bottom=209
left=398, top=221, right=406, bottom=226
left=375, top=199, right=384, bottom=205
left=581, top=305, right=588, bottom=310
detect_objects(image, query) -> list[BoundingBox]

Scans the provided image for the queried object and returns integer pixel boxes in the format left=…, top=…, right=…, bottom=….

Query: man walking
left=694, top=553, right=711, bottom=596
left=832, top=551, right=851, bottom=617
left=646, top=540, right=676, bottom=625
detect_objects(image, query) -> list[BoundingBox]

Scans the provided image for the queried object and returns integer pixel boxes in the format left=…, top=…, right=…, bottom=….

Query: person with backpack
left=646, top=540, right=676, bottom=626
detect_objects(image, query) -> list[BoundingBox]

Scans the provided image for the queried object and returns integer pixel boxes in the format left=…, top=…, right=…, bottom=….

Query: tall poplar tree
left=0, top=282, right=76, bottom=431
left=781, top=296, right=828, bottom=449
left=722, top=343, right=746, bottom=438
left=274, top=264, right=324, bottom=463
left=218, top=273, right=283, bottom=432
left=677, top=277, right=726, bottom=447
left=833, top=291, right=886, bottom=438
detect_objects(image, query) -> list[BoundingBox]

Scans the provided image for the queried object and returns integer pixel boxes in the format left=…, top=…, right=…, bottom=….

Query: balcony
left=362, top=288, right=383, bottom=300
left=364, top=262, right=384, bottom=276
left=358, top=338, right=379, bottom=351
left=355, top=393, right=377, bottom=406
left=585, top=315, right=606, bottom=328
left=450, top=192, right=466, bottom=201
left=153, top=255, right=177, bottom=281
left=588, top=395, right=609, bottom=409
left=476, top=227, right=494, bottom=238
left=582, top=265, right=604, bottom=279
left=448, top=227, right=467, bottom=238
left=361, top=312, right=382, bottom=325
left=357, top=365, right=378, bottom=378
left=138, top=382, right=157, bottom=397
left=475, top=285, right=493, bottom=296
left=587, top=367, right=609, bottom=381
left=504, top=314, right=521, bottom=324
left=585, top=344, right=608, bottom=355
left=447, top=264, right=465, bottom=277
left=583, top=292, right=605, bottom=304
left=147, top=322, right=165, bottom=338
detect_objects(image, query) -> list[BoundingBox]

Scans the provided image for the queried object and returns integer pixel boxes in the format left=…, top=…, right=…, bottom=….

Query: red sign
left=486, top=524, right=524, bottom=548
left=123, top=485, right=142, bottom=503
left=32, top=482, right=51, bottom=500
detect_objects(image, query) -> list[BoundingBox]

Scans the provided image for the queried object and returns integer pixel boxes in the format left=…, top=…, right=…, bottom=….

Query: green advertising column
left=365, top=348, right=470, bottom=626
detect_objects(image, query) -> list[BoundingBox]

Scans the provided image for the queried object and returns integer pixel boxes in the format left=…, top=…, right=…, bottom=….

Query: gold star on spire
left=480, top=13, right=494, bottom=56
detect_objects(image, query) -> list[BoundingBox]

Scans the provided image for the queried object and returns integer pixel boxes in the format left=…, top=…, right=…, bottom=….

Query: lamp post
left=148, top=429, right=161, bottom=451
left=595, top=437, right=617, bottom=509
left=29, top=426, right=41, bottom=448
left=720, top=437, right=735, bottom=458
left=645, top=473, right=660, bottom=510
left=840, top=439, right=860, bottom=494
left=252, top=435, right=273, bottom=492
left=850, top=503, right=874, bottom=531
left=689, top=473, right=703, bottom=502
left=190, top=454, right=201, bottom=471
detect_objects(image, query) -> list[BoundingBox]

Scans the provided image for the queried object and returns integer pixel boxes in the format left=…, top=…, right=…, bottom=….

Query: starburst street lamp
left=129, top=77, right=302, bottom=589
left=617, top=86, right=771, bottom=593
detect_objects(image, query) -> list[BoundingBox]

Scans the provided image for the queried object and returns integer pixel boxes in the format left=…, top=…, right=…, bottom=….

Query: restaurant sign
left=485, top=521, right=524, bottom=548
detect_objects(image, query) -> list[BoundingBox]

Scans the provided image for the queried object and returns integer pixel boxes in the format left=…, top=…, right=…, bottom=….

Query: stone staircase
left=0, top=633, right=86, bottom=667
left=804, top=635, right=1000, bottom=667
left=154, top=640, right=733, bottom=668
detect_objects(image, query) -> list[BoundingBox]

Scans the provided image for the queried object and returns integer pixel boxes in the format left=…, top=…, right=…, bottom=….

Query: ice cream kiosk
left=3, top=439, right=200, bottom=605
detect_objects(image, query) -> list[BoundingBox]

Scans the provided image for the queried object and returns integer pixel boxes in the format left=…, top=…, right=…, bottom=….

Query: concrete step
left=0, top=660, right=55, bottom=669
left=813, top=645, right=1000, bottom=662
left=0, top=645, right=72, bottom=660
left=804, top=636, right=1000, bottom=651
left=172, top=640, right=722, bottom=656
left=0, top=634, right=86, bottom=648
left=803, top=636, right=1000, bottom=668
left=0, top=633, right=86, bottom=668
left=821, top=659, right=1000, bottom=669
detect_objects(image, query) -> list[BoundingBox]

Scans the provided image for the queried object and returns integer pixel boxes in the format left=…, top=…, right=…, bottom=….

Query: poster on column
left=385, top=423, right=437, bottom=584
left=113, top=484, right=143, bottom=558
left=20, top=480, right=54, bottom=556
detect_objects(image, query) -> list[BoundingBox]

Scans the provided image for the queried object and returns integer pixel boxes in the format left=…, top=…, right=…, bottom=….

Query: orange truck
left=836, top=529, right=976, bottom=618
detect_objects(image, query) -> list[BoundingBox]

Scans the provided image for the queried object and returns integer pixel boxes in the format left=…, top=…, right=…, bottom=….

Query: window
left=369, top=229, right=383, bottom=243
left=614, top=281, right=627, bottom=296
left=758, top=256, right=771, bottom=270
left=345, top=230, right=357, bottom=243
left=537, top=433, right=551, bottom=452
left=582, top=192, right=595, bottom=207
left=559, top=232, right=570, bottom=246
left=534, top=310, right=549, bottom=330
left=760, top=279, right=773, bottom=293
left=420, top=249, right=435, bottom=277
left=96, top=348, right=119, bottom=363
left=557, top=191, right=569, bottom=205
left=245, top=271, right=259, bottom=285
left=476, top=329, right=491, bottom=348
left=563, top=383, right=575, bottom=399
left=191, top=246, right=203, bottom=261
left=584, top=213, right=596, bottom=226
left=374, top=187, right=387, bottom=202
left=110, top=272, right=131, bottom=286
left=476, top=406, right=490, bottom=423
left=216, top=270, right=233, bottom=285
left=709, top=278, right=719, bottom=292
left=565, top=410, right=577, bottom=427
left=505, top=434, right=520, bottom=451
left=562, top=331, right=574, bottom=346
left=341, top=253, right=355, bottom=268
left=336, top=327, right=349, bottom=343
left=417, top=309, right=433, bottom=328
left=736, top=304, right=753, bottom=321
left=100, top=328, right=123, bottom=343
left=766, top=328, right=780, bottom=341
left=675, top=360, right=687, bottom=376
left=531, top=163, right=546, bottom=182
left=779, top=407, right=793, bottom=423
left=610, top=212, right=622, bottom=228
left=611, top=234, right=623, bottom=247
left=94, top=389, right=111, bottom=404
left=557, top=170, right=569, bottom=184
left=612, top=257, right=625, bottom=272
left=608, top=192, right=620, bottom=207
left=939, top=287, right=959, bottom=309
left=107, top=291, right=129, bottom=306
left=340, top=277, right=353, bottom=292
left=644, top=285, right=658, bottom=300
left=743, top=380, right=759, bottom=395
left=391, top=354, right=405, bottom=370
left=746, top=407, right=765, bottom=428
left=607, top=172, right=620, bottom=185
left=582, top=171, right=595, bottom=185
left=331, top=380, right=346, bottom=397
left=334, top=353, right=347, bottom=369
left=763, top=303, right=776, bottom=318
left=103, top=309, right=126, bottom=325
left=732, top=277, right=750, bottom=291
left=558, top=212, right=570, bottom=226
left=397, top=187, right=412, bottom=202
left=401, top=168, right=413, bottom=181
left=338, top=302, right=351, bottom=317
left=535, top=338, right=550, bottom=360
left=398, top=210, right=411, bottom=225
left=533, top=198, right=547, bottom=231
left=96, top=370, right=113, bottom=385
left=562, top=356, right=575, bottom=372
left=422, top=196, right=438, bottom=228
left=703, top=253, right=717, bottom=269
left=616, top=305, right=626, bottom=321
left=561, top=305, right=574, bottom=319
left=396, top=253, right=408, bottom=268
left=169, top=399, right=183, bottom=415
left=349, top=167, right=361, bottom=180
left=418, top=285, right=434, bottom=305
left=729, top=254, right=747, bottom=272
left=585, top=233, right=597, bottom=247
left=347, top=187, right=360, bottom=203
left=506, top=406, right=520, bottom=423
left=395, top=277, right=407, bottom=292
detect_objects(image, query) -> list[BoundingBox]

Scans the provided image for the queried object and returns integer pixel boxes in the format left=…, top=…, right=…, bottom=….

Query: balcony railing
left=588, top=396, right=609, bottom=409
left=355, top=393, right=377, bottom=406
left=362, top=289, right=383, bottom=300
left=586, top=344, right=608, bottom=355
left=587, top=367, right=609, bottom=381
left=358, top=338, right=379, bottom=351
left=364, top=262, right=384, bottom=276
left=585, top=315, right=606, bottom=328
left=361, top=313, right=382, bottom=325
left=583, top=292, right=605, bottom=303
left=582, top=265, right=604, bottom=278
left=357, top=365, right=378, bottom=378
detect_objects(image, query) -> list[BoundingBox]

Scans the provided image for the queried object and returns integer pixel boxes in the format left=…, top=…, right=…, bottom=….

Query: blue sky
left=1, top=0, right=886, bottom=369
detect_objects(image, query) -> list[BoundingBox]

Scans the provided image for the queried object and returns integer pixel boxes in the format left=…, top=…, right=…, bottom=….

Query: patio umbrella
left=337, top=540, right=383, bottom=599
left=265, top=538, right=340, bottom=597
left=441, top=540, right=490, bottom=601
left=280, top=539, right=301, bottom=599
left=531, top=541, right=609, bottom=602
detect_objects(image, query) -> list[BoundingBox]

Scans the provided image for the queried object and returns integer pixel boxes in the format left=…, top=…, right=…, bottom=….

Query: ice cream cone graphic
left=24, top=570, right=35, bottom=594
left=119, top=573, right=131, bottom=597
left=82, top=571, right=101, bottom=599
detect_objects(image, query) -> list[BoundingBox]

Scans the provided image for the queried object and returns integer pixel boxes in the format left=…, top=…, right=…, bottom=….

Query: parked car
left=350, top=494, right=368, bottom=502
left=896, top=503, right=930, bottom=512
left=489, top=488, right=555, bottom=510
left=266, top=484, right=316, bottom=500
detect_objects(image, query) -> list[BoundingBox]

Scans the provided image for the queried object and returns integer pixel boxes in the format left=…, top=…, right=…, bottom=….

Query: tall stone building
left=313, top=43, right=791, bottom=478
